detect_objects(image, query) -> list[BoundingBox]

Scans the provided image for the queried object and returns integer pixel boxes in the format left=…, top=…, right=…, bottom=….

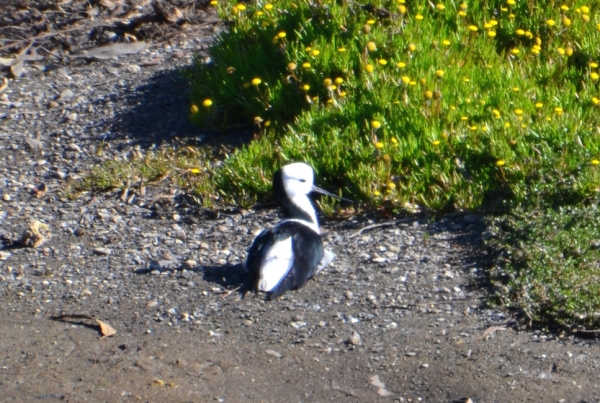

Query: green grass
left=76, top=0, right=600, bottom=329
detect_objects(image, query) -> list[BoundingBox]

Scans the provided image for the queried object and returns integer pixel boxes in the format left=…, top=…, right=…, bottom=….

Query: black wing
left=245, top=228, right=276, bottom=291
left=268, top=222, right=324, bottom=299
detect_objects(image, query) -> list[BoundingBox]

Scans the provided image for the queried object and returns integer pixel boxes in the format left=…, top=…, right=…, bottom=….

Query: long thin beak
left=312, top=185, right=353, bottom=203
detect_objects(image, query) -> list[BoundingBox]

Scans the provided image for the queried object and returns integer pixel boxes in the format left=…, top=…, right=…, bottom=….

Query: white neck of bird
left=291, top=194, right=318, bottom=227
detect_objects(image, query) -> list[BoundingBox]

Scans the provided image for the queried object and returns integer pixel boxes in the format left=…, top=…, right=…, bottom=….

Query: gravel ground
left=2, top=13, right=600, bottom=403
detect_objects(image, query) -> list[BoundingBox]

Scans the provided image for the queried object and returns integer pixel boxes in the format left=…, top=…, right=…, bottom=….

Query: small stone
left=92, top=247, right=112, bottom=255
left=265, top=349, right=282, bottom=358
left=2, top=194, right=10, bottom=201
left=81, top=289, right=92, bottom=296
left=421, top=363, right=429, bottom=368
left=48, top=101, right=59, bottom=109
left=348, top=331, right=361, bottom=346
left=67, top=112, right=78, bottom=121
left=344, top=290, right=353, bottom=300
left=59, top=89, right=74, bottom=101
left=124, top=64, right=142, bottom=74
left=184, top=259, right=197, bottom=268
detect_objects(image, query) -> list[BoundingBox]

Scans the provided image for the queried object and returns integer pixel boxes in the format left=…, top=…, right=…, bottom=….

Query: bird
left=245, top=162, right=348, bottom=299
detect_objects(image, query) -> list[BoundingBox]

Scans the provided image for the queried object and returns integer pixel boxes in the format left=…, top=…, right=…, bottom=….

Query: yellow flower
left=591, top=72, right=600, bottom=81
left=504, top=122, right=511, bottom=128
left=496, top=160, right=506, bottom=167
left=557, top=47, right=566, bottom=55
left=210, top=0, right=217, bottom=5
left=592, top=159, right=600, bottom=165
left=372, top=120, right=382, bottom=129
left=435, top=70, right=444, bottom=78
left=563, top=17, right=571, bottom=27
left=277, top=31, right=287, bottom=38
left=554, top=106, right=563, bottom=114
left=287, top=62, right=297, bottom=70
left=565, top=47, right=573, bottom=56
left=468, top=25, right=478, bottom=32
left=581, top=5, right=590, bottom=14
left=338, top=47, right=346, bottom=52
left=592, top=97, right=600, bottom=105
left=516, top=29, right=525, bottom=35
left=190, top=168, right=201, bottom=174
left=378, top=59, right=388, bottom=65
left=387, top=182, right=396, bottom=190
left=401, top=75, right=410, bottom=84
left=535, top=102, right=544, bottom=108
left=460, top=2, right=467, bottom=9
left=373, top=190, right=381, bottom=196
left=408, top=43, right=417, bottom=51
left=512, top=87, right=520, bottom=92
left=251, top=78, right=261, bottom=85
left=236, top=4, right=246, bottom=10
left=425, top=90, right=433, bottom=99
left=436, top=4, right=445, bottom=10
left=190, top=104, right=199, bottom=114
left=511, top=48, right=520, bottom=55
left=469, top=125, right=478, bottom=131
left=590, top=62, right=599, bottom=68
left=366, top=64, right=374, bottom=73
left=461, top=116, right=468, bottom=121
left=431, top=140, right=441, bottom=145
left=302, top=62, right=311, bottom=69
left=339, top=91, right=347, bottom=97
left=398, top=5, right=407, bottom=13
left=416, top=14, right=424, bottom=20
left=391, top=137, right=398, bottom=144
left=264, top=3, right=273, bottom=10
left=256, top=11, right=264, bottom=16
left=397, top=62, right=406, bottom=68
left=311, top=49, right=320, bottom=56
left=458, top=11, right=467, bottom=16
left=202, top=99, right=212, bottom=107
left=375, top=142, right=384, bottom=149
left=488, top=30, right=496, bottom=37
left=546, top=19, right=556, bottom=27
left=367, top=41, right=377, bottom=52
left=302, top=84, right=310, bottom=91
left=514, top=109, right=524, bottom=115
left=492, top=109, right=501, bottom=118
left=442, top=39, right=451, bottom=46
left=335, top=77, right=344, bottom=84
left=323, top=78, right=332, bottom=87
left=507, top=0, right=515, bottom=4
left=560, top=5, right=569, bottom=11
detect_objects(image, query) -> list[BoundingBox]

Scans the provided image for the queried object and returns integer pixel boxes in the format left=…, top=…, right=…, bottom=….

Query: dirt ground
left=1, top=2, right=600, bottom=402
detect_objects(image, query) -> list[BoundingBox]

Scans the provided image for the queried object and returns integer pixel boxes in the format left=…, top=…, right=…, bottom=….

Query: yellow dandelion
left=398, top=5, right=407, bottom=13
left=408, top=43, right=417, bottom=51
left=338, top=47, right=346, bottom=52
left=468, top=25, right=478, bottom=32
left=264, top=3, right=273, bottom=10
left=592, top=97, right=599, bottom=105
left=378, top=59, right=388, bottom=65
left=581, top=5, right=590, bottom=14
left=397, top=62, right=407, bottom=68
left=458, top=11, right=467, bottom=16
left=511, top=48, right=520, bottom=55
left=435, top=70, right=444, bottom=78
left=387, top=182, right=396, bottom=190
left=367, top=41, right=377, bottom=51
left=302, top=84, right=310, bottom=91
left=210, top=0, right=217, bottom=5
left=339, top=91, right=347, bottom=97
left=565, top=47, right=573, bottom=56
left=190, top=104, right=199, bottom=114
left=492, top=109, right=501, bottom=118
left=557, top=47, right=566, bottom=55
left=287, top=62, right=297, bottom=70
left=416, top=14, right=424, bottom=20
left=236, top=4, right=246, bottom=10
left=436, top=4, right=445, bottom=10
left=563, top=17, right=571, bottom=27
left=504, top=122, right=511, bottom=128
left=592, top=159, right=600, bottom=165
left=546, top=19, right=556, bottom=27
left=335, top=77, right=344, bottom=84
left=432, top=140, right=441, bottom=145
left=311, top=49, right=320, bottom=56
left=488, top=30, right=496, bottom=37
left=591, top=72, right=600, bottom=81
left=560, top=5, right=569, bottom=11
left=409, top=80, right=417, bottom=85
left=373, top=190, right=381, bottom=196
left=401, top=76, right=410, bottom=84
left=469, top=125, right=478, bottom=131
left=366, top=64, right=374, bottom=73
left=391, top=137, right=398, bottom=144
left=514, top=109, right=524, bottom=115
left=323, top=78, right=332, bottom=87
left=375, top=142, right=384, bottom=149
left=425, top=90, right=433, bottom=99
left=202, top=99, right=212, bottom=107
left=372, top=120, right=382, bottom=129
left=507, top=0, right=515, bottom=4
left=582, top=14, right=590, bottom=22
left=302, top=62, right=311, bottom=69
left=442, top=39, right=451, bottom=46
left=516, top=29, right=525, bottom=35
left=590, top=62, right=598, bottom=68
left=496, top=160, right=506, bottom=167
left=277, top=31, right=286, bottom=38
left=251, top=78, right=262, bottom=86
left=535, top=102, right=544, bottom=108
left=554, top=106, right=563, bottom=114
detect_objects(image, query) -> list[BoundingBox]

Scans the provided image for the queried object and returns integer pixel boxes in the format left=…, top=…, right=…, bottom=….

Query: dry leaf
left=96, top=318, right=116, bottom=339
left=370, top=375, right=393, bottom=397
left=20, top=220, right=50, bottom=248
left=82, top=42, right=147, bottom=59
left=51, top=314, right=116, bottom=339
left=0, top=77, right=7, bottom=92
left=479, top=325, right=510, bottom=340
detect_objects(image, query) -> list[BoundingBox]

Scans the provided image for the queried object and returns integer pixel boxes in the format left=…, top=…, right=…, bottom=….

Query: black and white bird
left=245, top=162, right=347, bottom=299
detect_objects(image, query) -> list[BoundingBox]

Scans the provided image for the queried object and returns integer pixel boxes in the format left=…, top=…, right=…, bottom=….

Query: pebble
left=348, top=331, right=362, bottom=346
left=59, top=89, right=74, bottom=101
left=92, top=247, right=112, bottom=255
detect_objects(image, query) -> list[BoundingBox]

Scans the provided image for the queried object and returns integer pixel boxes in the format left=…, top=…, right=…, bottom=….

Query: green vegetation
left=78, top=0, right=600, bottom=329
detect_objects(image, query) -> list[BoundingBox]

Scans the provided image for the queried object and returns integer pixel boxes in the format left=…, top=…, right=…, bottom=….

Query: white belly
left=258, top=237, right=294, bottom=292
